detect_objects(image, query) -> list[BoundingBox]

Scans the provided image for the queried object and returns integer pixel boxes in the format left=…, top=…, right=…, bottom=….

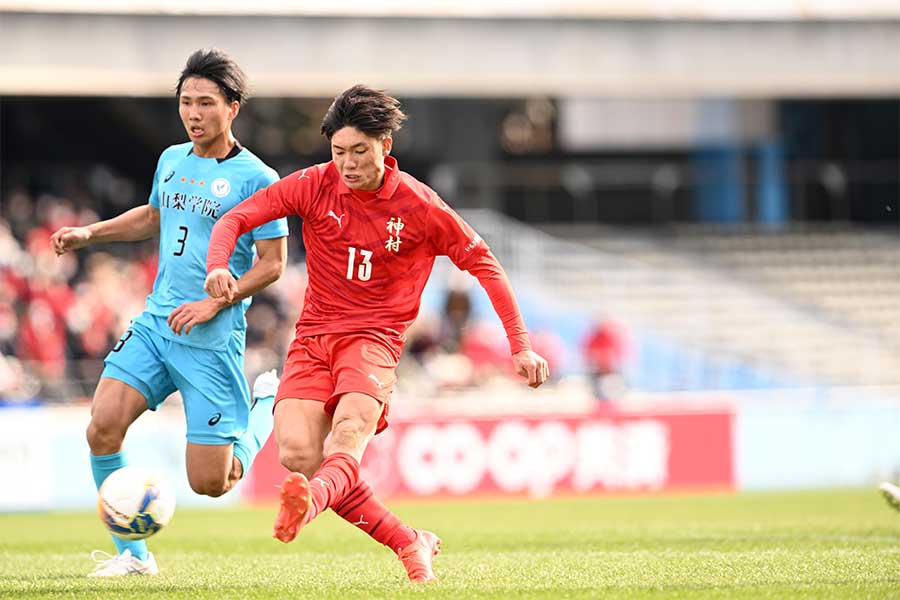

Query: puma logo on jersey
left=297, top=168, right=311, bottom=181
left=327, top=210, right=346, bottom=228
left=367, top=374, right=385, bottom=389
left=351, top=514, right=368, bottom=526
left=312, top=477, right=330, bottom=488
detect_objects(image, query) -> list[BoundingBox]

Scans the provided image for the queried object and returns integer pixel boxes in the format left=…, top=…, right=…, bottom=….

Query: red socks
left=307, top=452, right=360, bottom=523
left=305, top=453, right=416, bottom=554
left=333, top=479, right=417, bottom=554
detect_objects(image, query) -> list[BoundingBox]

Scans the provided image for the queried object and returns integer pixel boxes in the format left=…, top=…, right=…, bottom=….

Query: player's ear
left=229, top=100, right=240, bottom=121
left=382, top=135, right=393, bottom=156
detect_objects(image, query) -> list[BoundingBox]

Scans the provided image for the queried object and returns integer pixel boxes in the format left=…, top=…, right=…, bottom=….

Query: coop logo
left=211, top=178, right=231, bottom=198
left=394, top=420, right=670, bottom=496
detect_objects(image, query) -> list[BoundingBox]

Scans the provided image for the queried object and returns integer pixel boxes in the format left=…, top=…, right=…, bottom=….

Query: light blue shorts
left=101, top=314, right=251, bottom=445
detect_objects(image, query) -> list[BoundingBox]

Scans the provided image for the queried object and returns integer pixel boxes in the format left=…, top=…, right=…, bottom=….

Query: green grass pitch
left=1, top=489, right=899, bottom=598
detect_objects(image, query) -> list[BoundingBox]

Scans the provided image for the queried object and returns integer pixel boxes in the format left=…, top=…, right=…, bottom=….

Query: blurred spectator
left=0, top=302, right=16, bottom=357
left=439, top=288, right=472, bottom=353
left=583, top=318, right=630, bottom=401
left=4, top=188, right=36, bottom=240
left=401, top=285, right=566, bottom=394
left=0, top=354, right=38, bottom=404
left=403, top=310, right=440, bottom=366
left=460, top=322, right=510, bottom=382
left=244, top=291, right=286, bottom=376
left=1, top=177, right=305, bottom=403
left=17, top=297, right=66, bottom=381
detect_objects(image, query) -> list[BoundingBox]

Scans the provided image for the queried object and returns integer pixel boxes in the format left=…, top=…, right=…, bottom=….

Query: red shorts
left=275, top=332, right=401, bottom=434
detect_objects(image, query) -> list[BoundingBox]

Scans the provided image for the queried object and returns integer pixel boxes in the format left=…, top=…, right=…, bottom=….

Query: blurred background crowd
left=1, top=1, right=898, bottom=411
left=0, top=178, right=583, bottom=405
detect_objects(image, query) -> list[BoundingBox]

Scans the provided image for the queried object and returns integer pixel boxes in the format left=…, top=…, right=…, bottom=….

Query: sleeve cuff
left=508, top=333, right=532, bottom=355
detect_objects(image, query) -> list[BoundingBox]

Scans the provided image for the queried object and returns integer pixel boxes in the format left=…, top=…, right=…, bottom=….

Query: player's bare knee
left=230, top=456, right=244, bottom=482
left=203, top=483, right=229, bottom=498
left=278, top=446, right=321, bottom=478
left=188, top=475, right=229, bottom=498
left=85, top=418, right=125, bottom=455
left=279, top=452, right=319, bottom=478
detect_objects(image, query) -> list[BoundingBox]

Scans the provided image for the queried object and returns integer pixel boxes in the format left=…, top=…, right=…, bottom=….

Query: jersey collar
left=187, top=140, right=243, bottom=163
left=334, top=155, right=401, bottom=200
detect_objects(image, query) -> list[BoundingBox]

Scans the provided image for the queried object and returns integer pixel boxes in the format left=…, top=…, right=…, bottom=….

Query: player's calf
left=326, top=393, right=382, bottom=461
left=186, top=442, right=239, bottom=497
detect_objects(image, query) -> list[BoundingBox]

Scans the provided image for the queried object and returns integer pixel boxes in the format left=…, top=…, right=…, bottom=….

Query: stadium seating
left=467, top=211, right=899, bottom=389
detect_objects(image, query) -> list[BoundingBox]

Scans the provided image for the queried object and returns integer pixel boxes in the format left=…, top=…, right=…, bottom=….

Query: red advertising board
left=244, top=408, right=733, bottom=501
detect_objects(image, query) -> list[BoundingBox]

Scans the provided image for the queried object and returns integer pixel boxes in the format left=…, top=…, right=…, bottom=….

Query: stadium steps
left=668, top=223, right=900, bottom=351
left=461, top=210, right=899, bottom=387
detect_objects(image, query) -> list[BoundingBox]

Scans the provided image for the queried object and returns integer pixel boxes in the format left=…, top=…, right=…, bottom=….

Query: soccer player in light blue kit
left=49, top=49, right=288, bottom=577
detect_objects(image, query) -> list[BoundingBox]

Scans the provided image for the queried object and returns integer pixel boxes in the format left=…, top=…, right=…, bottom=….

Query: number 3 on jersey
left=174, top=226, right=188, bottom=256
left=346, top=246, right=372, bottom=281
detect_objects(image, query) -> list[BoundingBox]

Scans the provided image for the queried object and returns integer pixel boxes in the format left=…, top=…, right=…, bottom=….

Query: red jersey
left=207, top=156, right=529, bottom=352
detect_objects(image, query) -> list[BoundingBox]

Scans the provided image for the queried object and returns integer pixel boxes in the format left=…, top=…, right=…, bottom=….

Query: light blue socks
left=232, top=394, right=275, bottom=477
left=90, top=451, right=150, bottom=560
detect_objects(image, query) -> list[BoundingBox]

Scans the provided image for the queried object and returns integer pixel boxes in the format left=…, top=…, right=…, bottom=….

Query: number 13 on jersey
left=346, top=246, right=372, bottom=281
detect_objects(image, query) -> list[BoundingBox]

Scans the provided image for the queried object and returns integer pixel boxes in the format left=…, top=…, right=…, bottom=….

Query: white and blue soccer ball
left=97, top=466, right=176, bottom=540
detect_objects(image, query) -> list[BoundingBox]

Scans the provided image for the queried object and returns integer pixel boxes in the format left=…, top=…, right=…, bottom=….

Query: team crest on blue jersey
left=211, top=178, right=231, bottom=198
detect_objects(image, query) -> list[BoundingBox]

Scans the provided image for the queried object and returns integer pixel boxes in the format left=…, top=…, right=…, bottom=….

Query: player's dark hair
left=320, top=85, right=407, bottom=140
left=176, top=48, right=249, bottom=105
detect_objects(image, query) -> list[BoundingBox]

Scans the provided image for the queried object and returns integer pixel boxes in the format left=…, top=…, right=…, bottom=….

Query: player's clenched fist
left=512, top=349, right=550, bottom=389
left=49, top=226, right=93, bottom=256
left=204, top=267, right=239, bottom=304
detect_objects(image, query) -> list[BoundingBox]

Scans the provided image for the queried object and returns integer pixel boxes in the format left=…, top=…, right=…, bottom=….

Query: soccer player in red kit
left=204, top=85, right=550, bottom=583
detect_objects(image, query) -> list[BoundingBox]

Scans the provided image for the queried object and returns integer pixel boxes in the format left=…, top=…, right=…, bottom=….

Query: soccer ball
left=97, top=466, right=176, bottom=540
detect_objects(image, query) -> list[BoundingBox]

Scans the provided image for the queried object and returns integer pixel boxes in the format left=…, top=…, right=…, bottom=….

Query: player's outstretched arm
left=426, top=199, right=549, bottom=387
left=207, top=169, right=311, bottom=278
left=203, top=236, right=286, bottom=307
left=50, top=205, right=160, bottom=256
left=465, top=251, right=550, bottom=388
left=227, top=236, right=287, bottom=302
left=176, top=237, right=285, bottom=335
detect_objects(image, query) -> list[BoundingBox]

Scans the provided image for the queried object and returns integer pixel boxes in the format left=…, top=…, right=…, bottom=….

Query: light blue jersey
left=136, top=142, right=288, bottom=350
left=102, top=141, right=287, bottom=445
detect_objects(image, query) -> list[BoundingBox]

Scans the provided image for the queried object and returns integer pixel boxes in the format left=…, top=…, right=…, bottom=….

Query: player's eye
left=355, top=150, right=366, bottom=155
